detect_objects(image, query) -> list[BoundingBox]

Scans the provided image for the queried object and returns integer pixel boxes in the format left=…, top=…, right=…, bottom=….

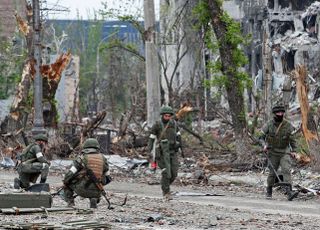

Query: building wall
left=55, top=55, right=80, bottom=122
left=223, top=0, right=244, bottom=20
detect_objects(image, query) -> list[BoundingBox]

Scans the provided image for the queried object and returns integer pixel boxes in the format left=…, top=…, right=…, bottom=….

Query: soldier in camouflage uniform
left=148, top=106, right=181, bottom=200
left=259, top=104, right=298, bottom=201
left=14, top=134, right=50, bottom=189
left=62, top=138, right=109, bottom=208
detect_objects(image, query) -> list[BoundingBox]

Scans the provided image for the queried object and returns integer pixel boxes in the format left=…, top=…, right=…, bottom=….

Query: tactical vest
left=266, top=120, right=291, bottom=150
left=83, top=154, right=104, bottom=180
left=158, top=120, right=177, bottom=147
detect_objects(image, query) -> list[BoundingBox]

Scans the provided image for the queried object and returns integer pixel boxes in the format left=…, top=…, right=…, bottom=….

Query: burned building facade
left=241, top=0, right=320, bottom=115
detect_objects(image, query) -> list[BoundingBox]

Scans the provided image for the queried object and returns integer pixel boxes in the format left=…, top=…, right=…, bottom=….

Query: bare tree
left=295, top=65, right=320, bottom=171
left=159, top=0, right=205, bottom=109
left=1, top=3, right=33, bottom=137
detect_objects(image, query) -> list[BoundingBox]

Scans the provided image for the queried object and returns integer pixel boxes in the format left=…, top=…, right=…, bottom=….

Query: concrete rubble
left=239, top=0, right=320, bottom=117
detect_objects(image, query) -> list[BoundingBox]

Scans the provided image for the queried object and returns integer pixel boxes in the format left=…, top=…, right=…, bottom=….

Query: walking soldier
left=259, top=104, right=299, bottom=200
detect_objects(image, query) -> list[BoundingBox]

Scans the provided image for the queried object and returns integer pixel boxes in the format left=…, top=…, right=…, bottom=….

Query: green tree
left=194, top=0, right=254, bottom=162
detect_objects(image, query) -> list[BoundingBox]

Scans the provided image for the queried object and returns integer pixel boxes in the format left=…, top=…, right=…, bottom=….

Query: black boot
left=266, top=186, right=272, bottom=199
left=90, top=198, right=98, bottom=208
left=67, top=199, right=75, bottom=207
left=14, top=178, right=21, bottom=189
left=40, top=178, right=47, bottom=183
left=287, top=185, right=299, bottom=201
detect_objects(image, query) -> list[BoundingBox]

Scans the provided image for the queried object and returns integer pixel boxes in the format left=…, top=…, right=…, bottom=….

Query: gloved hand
left=150, top=161, right=157, bottom=172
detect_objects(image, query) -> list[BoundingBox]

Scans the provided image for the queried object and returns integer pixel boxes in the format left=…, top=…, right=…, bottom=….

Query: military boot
left=266, top=186, right=272, bottom=199
left=67, top=199, right=75, bottom=207
left=67, top=200, right=75, bottom=207
left=40, top=178, right=47, bottom=183
left=163, top=193, right=173, bottom=201
left=287, top=185, right=299, bottom=201
left=90, top=198, right=98, bottom=208
left=14, top=178, right=21, bottom=189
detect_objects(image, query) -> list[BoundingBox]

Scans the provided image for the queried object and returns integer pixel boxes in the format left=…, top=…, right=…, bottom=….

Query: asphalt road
left=1, top=169, right=320, bottom=229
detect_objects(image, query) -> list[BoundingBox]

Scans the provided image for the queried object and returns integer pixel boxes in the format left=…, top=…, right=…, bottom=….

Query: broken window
left=303, top=15, right=317, bottom=36
left=269, top=0, right=318, bottom=11
left=283, top=50, right=295, bottom=73
left=268, top=0, right=291, bottom=11
left=270, top=22, right=295, bottom=37
left=292, top=0, right=318, bottom=11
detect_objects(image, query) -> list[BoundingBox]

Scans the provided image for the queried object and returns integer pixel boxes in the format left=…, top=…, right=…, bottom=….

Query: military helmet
left=34, top=133, right=48, bottom=142
left=160, top=106, right=174, bottom=115
left=83, top=138, right=100, bottom=149
left=272, top=104, right=285, bottom=113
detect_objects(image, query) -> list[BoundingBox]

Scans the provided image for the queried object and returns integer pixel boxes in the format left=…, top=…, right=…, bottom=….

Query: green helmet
left=272, top=104, right=285, bottom=113
left=160, top=106, right=174, bottom=115
left=34, top=133, right=48, bottom=142
left=83, top=138, right=100, bottom=149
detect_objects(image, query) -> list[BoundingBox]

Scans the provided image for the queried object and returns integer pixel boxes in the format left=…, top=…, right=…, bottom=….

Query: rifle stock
left=85, top=167, right=111, bottom=209
left=151, top=138, right=157, bottom=172
left=78, top=157, right=127, bottom=209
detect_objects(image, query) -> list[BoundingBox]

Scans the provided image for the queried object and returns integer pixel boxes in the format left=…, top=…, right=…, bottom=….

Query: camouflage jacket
left=148, top=119, right=181, bottom=152
left=20, top=142, right=49, bottom=164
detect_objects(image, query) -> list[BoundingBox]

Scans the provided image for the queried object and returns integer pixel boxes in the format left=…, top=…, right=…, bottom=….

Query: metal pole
left=32, top=0, right=46, bottom=135
left=95, top=44, right=99, bottom=114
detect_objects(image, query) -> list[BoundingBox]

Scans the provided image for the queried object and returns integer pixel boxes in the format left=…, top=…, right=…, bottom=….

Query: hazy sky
left=47, top=0, right=160, bottom=20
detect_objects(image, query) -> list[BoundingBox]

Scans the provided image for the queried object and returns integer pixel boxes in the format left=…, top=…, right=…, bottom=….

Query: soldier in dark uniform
left=63, top=138, right=109, bottom=208
left=14, top=133, right=50, bottom=189
left=148, top=106, right=181, bottom=201
left=259, top=104, right=298, bottom=200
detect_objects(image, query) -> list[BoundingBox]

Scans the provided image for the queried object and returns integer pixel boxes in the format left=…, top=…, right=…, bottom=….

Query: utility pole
left=32, top=0, right=46, bottom=135
left=262, top=20, right=272, bottom=121
left=144, top=0, right=160, bottom=127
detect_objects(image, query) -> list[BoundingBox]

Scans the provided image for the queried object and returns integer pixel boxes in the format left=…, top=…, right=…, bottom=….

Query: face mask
left=274, top=114, right=283, bottom=122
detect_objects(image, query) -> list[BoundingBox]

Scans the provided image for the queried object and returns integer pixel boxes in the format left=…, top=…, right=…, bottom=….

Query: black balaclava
left=274, top=113, right=284, bottom=123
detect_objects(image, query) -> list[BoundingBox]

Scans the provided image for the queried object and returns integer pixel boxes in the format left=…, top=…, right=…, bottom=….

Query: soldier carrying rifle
left=148, top=106, right=182, bottom=201
left=258, top=103, right=299, bottom=201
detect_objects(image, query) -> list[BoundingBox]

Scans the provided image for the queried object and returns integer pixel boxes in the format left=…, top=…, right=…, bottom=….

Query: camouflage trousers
left=17, top=162, right=50, bottom=188
left=267, top=152, right=292, bottom=187
left=158, top=150, right=179, bottom=195
left=63, top=179, right=102, bottom=203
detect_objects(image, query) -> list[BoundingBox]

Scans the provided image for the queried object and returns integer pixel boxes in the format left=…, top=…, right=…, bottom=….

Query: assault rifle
left=85, top=167, right=112, bottom=209
left=83, top=165, right=127, bottom=209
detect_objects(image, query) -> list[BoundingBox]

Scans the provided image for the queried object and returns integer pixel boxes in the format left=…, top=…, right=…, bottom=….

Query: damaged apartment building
left=239, top=0, right=320, bottom=115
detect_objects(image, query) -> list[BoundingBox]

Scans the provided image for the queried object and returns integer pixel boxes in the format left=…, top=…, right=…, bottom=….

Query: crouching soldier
left=62, top=138, right=110, bottom=208
left=14, top=134, right=50, bottom=189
